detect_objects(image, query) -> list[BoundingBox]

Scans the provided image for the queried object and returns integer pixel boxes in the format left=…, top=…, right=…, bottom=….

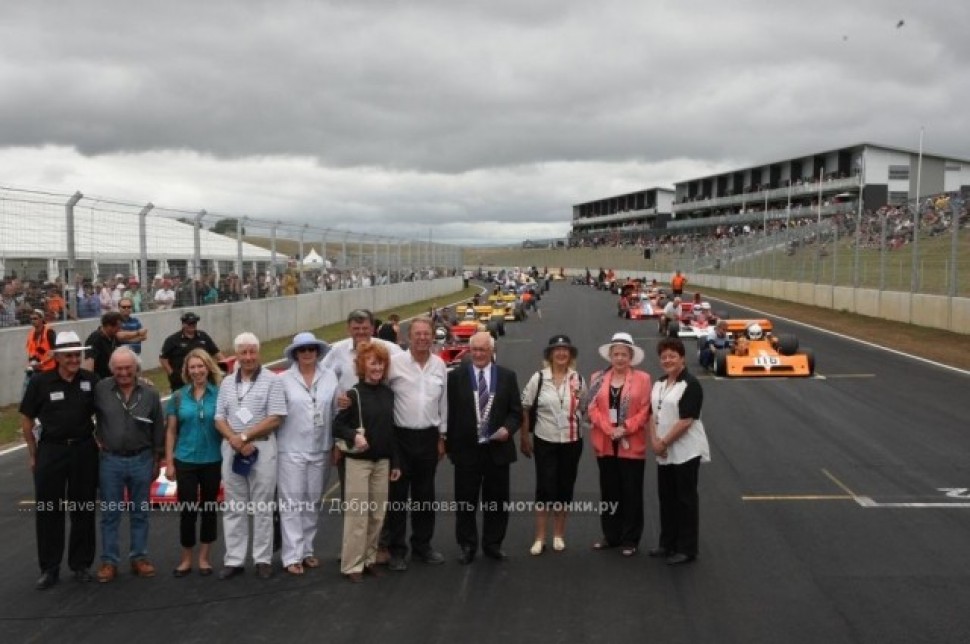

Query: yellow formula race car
left=711, top=319, right=815, bottom=377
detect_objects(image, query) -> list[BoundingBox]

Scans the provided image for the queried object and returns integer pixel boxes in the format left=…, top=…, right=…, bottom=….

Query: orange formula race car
left=710, top=319, right=815, bottom=377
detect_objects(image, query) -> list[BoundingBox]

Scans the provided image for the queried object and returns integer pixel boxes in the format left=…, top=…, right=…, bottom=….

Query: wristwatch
left=240, top=433, right=249, bottom=444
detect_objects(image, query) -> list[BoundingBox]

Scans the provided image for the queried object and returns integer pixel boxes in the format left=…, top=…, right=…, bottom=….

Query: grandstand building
left=669, top=142, right=970, bottom=232
left=570, top=187, right=674, bottom=238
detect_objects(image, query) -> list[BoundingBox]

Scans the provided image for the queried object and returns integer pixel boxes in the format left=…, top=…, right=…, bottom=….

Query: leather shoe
left=73, top=568, right=93, bottom=583
left=483, top=548, right=508, bottom=561
left=172, top=566, right=192, bottom=578
left=412, top=549, right=445, bottom=565
left=97, top=563, right=117, bottom=584
left=457, top=548, right=476, bottom=565
left=218, top=566, right=245, bottom=580
left=364, top=564, right=385, bottom=578
left=35, top=570, right=59, bottom=590
left=388, top=556, right=408, bottom=572
left=665, top=553, right=696, bottom=566
left=647, top=547, right=672, bottom=558
left=256, top=563, right=273, bottom=579
left=130, top=559, right=156, bottom=578
left=345, top=572, right=363, bottom=583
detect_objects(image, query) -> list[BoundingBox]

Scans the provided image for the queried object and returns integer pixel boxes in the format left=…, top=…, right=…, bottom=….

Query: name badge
left=313, top=411, right=324, bottom=426
left=236, top=408, right=253, bottom=424
left=80, top=381, right=91, bottom=392
left=50, top=391, right=65, bottom=401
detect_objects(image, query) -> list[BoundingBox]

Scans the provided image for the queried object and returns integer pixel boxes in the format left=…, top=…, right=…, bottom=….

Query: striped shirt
left=215, top=366, right=287, bottom=434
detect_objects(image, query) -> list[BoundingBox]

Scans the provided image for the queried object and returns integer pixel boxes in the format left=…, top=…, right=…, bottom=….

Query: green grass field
left=0, top=286, right=479, bottom=448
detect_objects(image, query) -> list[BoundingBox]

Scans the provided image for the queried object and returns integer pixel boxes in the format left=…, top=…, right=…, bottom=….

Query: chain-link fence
left=0, top=185, right=462, bottom=327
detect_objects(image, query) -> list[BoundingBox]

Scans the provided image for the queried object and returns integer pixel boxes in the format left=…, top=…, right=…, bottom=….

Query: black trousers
left=533, top=436, right=583, bottom=505
left=454, top=446, right=509, bottom=552
left=174, top=459, right=222, bottom=548
left=386, top=427, right=440, bottom=557
left=597, top=455, right=645, bottom=548
left=34, top=439, right=99, bottom=573
left=657, top=456, right=701, bottom=556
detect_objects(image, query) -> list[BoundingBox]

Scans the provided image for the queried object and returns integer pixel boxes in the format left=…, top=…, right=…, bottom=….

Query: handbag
left=334, top=387, right=365, bottom=454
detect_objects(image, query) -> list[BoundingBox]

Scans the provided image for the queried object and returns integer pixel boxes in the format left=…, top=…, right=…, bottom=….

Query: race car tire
left=714, top=349, right=729, bottom=377
left=803, top=348, right=815, bottom=375
left=667, top=320, right=680, bottom=338
left=777, top=333, right=799, bottom=356
left=487, top=320, right=499, bottom=339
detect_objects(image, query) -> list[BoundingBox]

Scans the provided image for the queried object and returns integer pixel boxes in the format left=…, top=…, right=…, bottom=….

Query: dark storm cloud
left=0, top=1, right=966, bottom=243
left=2, top=1, right=967, bottom=172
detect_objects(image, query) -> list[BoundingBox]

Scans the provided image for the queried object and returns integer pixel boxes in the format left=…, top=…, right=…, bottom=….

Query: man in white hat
left=19, top=331, right=99, bottom=590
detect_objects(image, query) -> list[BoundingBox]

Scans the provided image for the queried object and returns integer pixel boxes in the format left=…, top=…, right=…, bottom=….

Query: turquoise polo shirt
left=166, top=383, right=222, bottom=464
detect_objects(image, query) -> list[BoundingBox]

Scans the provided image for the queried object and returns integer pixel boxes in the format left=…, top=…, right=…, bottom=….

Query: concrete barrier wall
left=0, top=277, right=461, bottom=406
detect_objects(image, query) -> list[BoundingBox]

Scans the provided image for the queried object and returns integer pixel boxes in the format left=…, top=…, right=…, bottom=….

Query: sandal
left=529, top=540, right=545, bottom=556
left=286, top=563, right=304, bottom=576
left=302, top=556, right=320, bottom=569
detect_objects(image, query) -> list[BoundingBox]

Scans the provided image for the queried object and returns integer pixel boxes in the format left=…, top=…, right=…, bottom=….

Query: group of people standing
left=519, top=330, right=710, bottom=565
left=20, top=303, right=710, bottom=592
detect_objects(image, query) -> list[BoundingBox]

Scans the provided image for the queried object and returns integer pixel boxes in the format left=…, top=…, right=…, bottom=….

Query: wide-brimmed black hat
left=544, top=334, right=578, bottom=359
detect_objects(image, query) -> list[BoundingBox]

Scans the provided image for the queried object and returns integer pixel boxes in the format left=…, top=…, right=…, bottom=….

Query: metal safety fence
left=0, top=184, right=462, bottom=326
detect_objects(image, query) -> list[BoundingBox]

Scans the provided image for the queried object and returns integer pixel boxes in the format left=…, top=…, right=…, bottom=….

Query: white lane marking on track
left=708, top=296, right=970, bottom=377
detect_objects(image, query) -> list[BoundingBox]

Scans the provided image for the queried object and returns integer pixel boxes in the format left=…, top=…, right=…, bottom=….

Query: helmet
left=464, top=308, right=476, bottom=319
left=434, top=327, right=447, bottom=342
left=747, top=323, right=763, bottom=340
left=692, top=304, right=703, bottom=314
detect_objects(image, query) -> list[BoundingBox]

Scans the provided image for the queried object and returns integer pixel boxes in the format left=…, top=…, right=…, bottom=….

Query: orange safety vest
left=26, top=325, right=57, bottom=372
left=671, top=274, right=687, bottom=291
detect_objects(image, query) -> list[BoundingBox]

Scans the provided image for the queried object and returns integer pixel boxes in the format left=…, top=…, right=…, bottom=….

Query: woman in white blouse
left=520, top=335, right=587, bottom=555
left=649, top=336, right=710, bottom=565
left=277, top=332, right=339, bottom=576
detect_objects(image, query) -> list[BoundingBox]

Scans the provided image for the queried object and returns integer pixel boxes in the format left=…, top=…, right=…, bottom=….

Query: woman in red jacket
left=587, top=332, right=652, bottom=556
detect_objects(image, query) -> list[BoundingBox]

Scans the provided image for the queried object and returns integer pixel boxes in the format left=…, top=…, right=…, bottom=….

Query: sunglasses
left=119, top=305, right=132, bottom=309
left=295, top=346, right=318, bottom=353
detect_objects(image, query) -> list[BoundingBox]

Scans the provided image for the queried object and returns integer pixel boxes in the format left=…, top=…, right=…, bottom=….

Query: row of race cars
left=611, top=278, right=816, bottom=377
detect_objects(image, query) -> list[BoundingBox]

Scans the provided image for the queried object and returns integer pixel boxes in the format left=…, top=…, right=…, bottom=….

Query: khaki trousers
left=340, top=458, right=389, bottom=574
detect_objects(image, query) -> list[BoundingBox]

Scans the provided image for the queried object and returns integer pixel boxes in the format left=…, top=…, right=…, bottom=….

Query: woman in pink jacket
left=587, top=332, right=652, bottom=556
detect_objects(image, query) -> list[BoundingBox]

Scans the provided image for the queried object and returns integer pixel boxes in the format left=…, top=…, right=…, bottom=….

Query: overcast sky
left=1, top=0, right=966, bottom=245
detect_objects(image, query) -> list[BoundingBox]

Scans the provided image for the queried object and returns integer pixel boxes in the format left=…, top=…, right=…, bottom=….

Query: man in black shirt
left=20, top=331, right=99, bottom=590
left=83, top=311, right=141, bottom=379
left=159, top=311, right=225, bottom=392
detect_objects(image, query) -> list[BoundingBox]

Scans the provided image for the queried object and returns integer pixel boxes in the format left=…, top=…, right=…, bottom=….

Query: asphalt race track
left=1, top=281, right=969, bottom=643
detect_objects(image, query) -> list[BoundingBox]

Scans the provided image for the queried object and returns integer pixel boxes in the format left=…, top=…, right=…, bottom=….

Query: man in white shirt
left=320, top=308, right=403, bottom=391
left=214, top=332, right=287, bottom=580
left=384, top=318, right=448, bottom=571
left=154, top=280, right=176, bottom=310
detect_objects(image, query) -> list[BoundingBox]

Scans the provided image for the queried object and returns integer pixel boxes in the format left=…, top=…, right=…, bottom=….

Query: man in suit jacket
left=446, top=332, right=521, bottom=563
